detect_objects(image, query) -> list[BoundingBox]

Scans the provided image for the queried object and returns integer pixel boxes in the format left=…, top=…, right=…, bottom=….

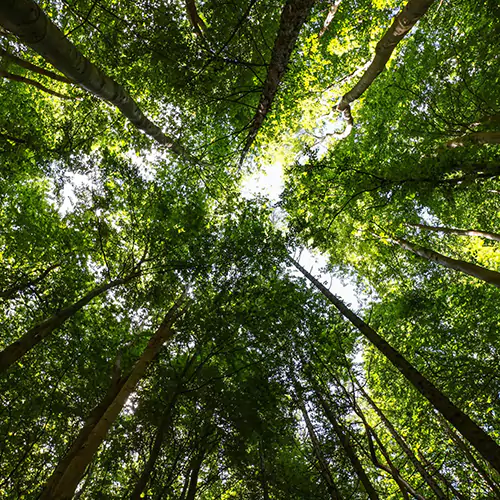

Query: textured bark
left=0, top=0, right=184, bottom=153
left=240, top=0, right=316, bottom=162
left=0, top=47, right=71, bottom=82
left=318, top=0, right=341, bottom=38
left=407, top=223, right=500, bottom=242
left=359, top=386, right=447, bottom=499
left=392, top=236, right=500, bottom=288
left=0, top=273, right=139, bottom=374
left=294, top=385, right=342, bottom=499
left=0, top=67, right=71, bottom=98
left=337, top=0, right=435, bottom=128
left=313, top=387, right=380, bottom=499
left=289, top=256, right=500, bottom=474
left=38, top=298, right=185, bottom=500
left=185, top=0, right=207, bottom=36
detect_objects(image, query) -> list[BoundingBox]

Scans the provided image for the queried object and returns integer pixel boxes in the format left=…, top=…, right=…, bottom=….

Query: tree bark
left=0, top=272, right=139, bottom=374
left=240, top=0, right=316, bottom=163
left=406, top=223, right=500, bottom=243
left=358, top=385, right=447, bottom=499
left=185, top=0, right=207, bottom=36
left=38, top=297, right=186, bottom=500
left=447, top=131, right=500, bottom=148
left=0, top=47, right=71, bottom=82
left=0, top=67, right=72, bottom=98
left=319, top=0, right=342, bottom=38
left=0, top=0, right=184, bottom=153
left=337, top=0, right=435, bottom=128
left=294, top=384, right=342, bottom=499
left=185, top=447, right=206, bottom=500
left=391, top=236, right=500, bottom=288
left=289, top=256, right=500, bottom=475
left=313, top=387, right=380, bottom=499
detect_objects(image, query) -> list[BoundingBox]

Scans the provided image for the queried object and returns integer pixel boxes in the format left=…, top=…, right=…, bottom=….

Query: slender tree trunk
left=240, top=0, right=316, bottom=163
left=39, top=298, right=186, bottom=500
left=337, top=0, right=435, bottom=124
left=358, top=385, right=447, bottom=499
left=0, top=273, right=139, bottom=374
left=391, top=236, right=500, bottom=288
left=318, top=0, right=341, bottom=38
left=417, top=451, right=468, bottom=500
left=185, top=448, right=206, bottom=500
left=129, top=396, right=178, bottom=500
left=312, top=386, right=380, bottom=499
left=0, top=68, right=71, bottom=98
left=406, top=223, right=500, bottom=243
left=0, top=262, right=60, bottom=300
left=259, top=439, right=270, bottom=500
left=294, top=385, right=342, bottom=499
left=365, top=424, right=423, bottom=500
left=289, top=256, right=500, bottom=474
left=0, top=0, right=184, bottom=153
left=0, top=47, right=71, bottom=82
left=442, top=420, right=500, bottom=497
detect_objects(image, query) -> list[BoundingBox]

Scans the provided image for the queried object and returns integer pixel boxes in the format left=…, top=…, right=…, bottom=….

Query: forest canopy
left=1, top=0, right=500, bottom=498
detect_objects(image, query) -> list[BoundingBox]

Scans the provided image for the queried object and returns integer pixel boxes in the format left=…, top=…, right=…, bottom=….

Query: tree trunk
left=240, top=0, right=316, bottom=163
left=0, top=0, right=184, bottom=153
left=312, top=386, right=379, bottom=499
left=0, top=67, right=71, bottom=98
left=406, top=223, right=500, bottom=243
left=38, top=298, right=186, bottom=500
left=0, top=47, right=71, bottom=82
left=289, top=256, right=500, bottom=474
left=391, top=236, right=500, bottom=288
left=0, top=272, right=139, bottom=374
left=318, top=0, right=342, bottom=38
left=259, top=439, right=270, bottom=500
left=337, top=0, right=435, bottom=120
left=185, top=448, right=206, bottom=500
left=185, top=0, right=207, bottom=36
left=447, top=131, right=500, bottom=148
left=294, top=385, right=342, bottom=499
left=442, top=420, right=500, bottom=498
left=129, top=396, right=178, bottom=500
left=358, top=385, right=447, bottom=499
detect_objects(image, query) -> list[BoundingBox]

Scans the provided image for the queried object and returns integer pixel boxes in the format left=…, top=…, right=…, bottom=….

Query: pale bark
left=39, top=298, right=186, bottom=500
left=447, top=131, right=500, bottom=148
left=0, top=47, right=71, bottom=82
left=289, top=256, right=500, bottom=474
left=0, top=0, right=184, bottom=153
left=313, top=387, right=380, bottom=499
left=358, top=386, right=447, bottom=499
left=318, top=0, right=342, bottom=38
left=407, top=223, right=500, bottom=242
left=337, top=0, right=435, bottom=133
left=0, top=273, right=139, bottom=374
left=295, top=385, right=342, bottom=499
left=391, top=236, right=500, bottom=288
left=240, top=0, right=316, bottom=163
left=0, top=67, right=71, bottom=98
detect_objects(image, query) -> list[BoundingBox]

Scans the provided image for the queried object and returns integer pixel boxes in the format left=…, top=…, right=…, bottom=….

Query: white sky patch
left=58, top=172, right=94, bottom=216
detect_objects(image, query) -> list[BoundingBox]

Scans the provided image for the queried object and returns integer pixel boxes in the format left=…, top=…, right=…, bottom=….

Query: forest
left=0, top=0, right=499, bottom=498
